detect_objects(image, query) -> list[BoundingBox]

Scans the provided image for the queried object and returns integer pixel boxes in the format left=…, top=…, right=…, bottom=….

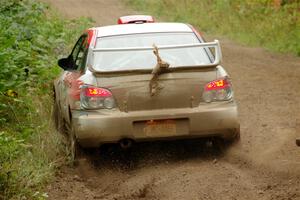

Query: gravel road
left=43, top=0, right=300, bottom=199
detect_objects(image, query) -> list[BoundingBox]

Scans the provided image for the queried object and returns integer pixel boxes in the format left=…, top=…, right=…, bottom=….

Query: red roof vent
left=118, top=15, right=155, bottom=24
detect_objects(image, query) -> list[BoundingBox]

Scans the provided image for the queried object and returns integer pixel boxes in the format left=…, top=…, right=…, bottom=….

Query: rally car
left=53, top=15, right=240, bottom=160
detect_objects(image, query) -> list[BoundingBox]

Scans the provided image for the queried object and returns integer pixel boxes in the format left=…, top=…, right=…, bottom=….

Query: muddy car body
left=53, top=19, right=240, bottom=156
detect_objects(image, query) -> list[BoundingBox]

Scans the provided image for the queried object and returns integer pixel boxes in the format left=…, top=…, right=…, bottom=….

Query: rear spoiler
left=89, top=40, right=222, bottom=73
left=118, top=15, right=155, bottom=24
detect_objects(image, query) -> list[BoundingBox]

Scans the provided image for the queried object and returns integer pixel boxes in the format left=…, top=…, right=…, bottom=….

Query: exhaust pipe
left=119, top=139, right=133, bottom=149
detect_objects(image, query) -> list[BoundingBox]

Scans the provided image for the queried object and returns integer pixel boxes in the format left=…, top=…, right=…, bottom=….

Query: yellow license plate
left=143, top=120, right=176, bottom=137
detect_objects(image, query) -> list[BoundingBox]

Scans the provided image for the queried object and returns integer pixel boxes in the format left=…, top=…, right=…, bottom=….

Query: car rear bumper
left=72, top=101, right=239, bottom=147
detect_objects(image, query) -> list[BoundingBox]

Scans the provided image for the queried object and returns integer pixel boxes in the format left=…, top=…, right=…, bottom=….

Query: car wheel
left=224, top=126, right=241, bottom=145
left=68, top=125, right=82, bottom=165
left=52, top=100, right=66, bottom=134
left=214, top=127, right=240, bottom=152
left=296, top=138, right=300, bottom=147
left=53, top=101, right=59, bottom=129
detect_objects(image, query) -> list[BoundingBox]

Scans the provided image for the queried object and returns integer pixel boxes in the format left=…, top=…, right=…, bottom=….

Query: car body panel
left=94, top=68, right=217, bottom=112
left=72, top=101, right=239, bottom=147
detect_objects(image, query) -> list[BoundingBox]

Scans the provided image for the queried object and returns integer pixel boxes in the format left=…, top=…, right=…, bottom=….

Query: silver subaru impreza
left=53, top=15, right=240, bottom=160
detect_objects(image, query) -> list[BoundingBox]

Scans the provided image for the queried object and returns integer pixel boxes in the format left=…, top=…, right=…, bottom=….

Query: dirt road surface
left=43, top=0, right=300, bottom=199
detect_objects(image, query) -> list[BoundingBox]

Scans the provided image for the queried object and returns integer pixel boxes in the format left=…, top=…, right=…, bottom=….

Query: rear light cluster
left=80, top=85, right=115, bottom=109
left=202, top=77, right=233, bottom=103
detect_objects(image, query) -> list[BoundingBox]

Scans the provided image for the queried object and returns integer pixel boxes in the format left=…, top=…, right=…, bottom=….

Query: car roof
left=94, top=23, right=193, bottom=38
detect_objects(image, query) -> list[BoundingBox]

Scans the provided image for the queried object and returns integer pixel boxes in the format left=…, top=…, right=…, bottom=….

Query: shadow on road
left=82, top=139, right=227, bottom=171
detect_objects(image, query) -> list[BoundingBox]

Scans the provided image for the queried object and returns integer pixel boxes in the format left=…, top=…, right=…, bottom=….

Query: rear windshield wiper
left=149, top=44, right=170, bottom=96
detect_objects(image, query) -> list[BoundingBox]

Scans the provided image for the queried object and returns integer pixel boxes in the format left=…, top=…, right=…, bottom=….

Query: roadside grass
left=126, top=0, right=300, bottom=56
left=0, top=0, right=91, bottom=199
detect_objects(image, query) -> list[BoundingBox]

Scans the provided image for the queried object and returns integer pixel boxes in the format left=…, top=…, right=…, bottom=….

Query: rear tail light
left=80, top=85, right=115, bottom=109
left=202, top=78, right=233, bottom=103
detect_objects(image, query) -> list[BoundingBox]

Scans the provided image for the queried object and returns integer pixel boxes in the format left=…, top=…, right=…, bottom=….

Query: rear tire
left=68, top=124, right=82, bottom=165
left=296, top=138, right=300, bottom=147
left=224, top=126, right=241, bottom=145
left=53, top=101, right=59, bottom=129
left=214, top=127, right=240, bottom=153
left=52, top=98, right=66, bottom=134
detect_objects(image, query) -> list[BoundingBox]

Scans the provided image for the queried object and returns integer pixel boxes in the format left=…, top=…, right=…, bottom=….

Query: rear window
left=93, top=33, right=212, bottom=72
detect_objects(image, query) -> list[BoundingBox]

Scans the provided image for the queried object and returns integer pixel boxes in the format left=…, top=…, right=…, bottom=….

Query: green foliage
left=126, top=0, right=300, bottom=56
left=0, top=0, right=91, bottom=199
